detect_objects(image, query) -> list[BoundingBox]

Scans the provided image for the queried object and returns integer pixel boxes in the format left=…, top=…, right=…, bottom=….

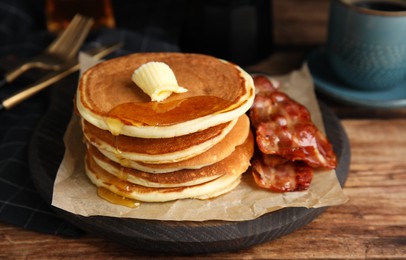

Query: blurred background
left=0, top=0, right=329, bottom=66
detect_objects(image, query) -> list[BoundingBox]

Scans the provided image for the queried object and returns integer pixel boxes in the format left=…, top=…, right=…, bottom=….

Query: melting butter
left=131, top=61, right=187, bottom=102
left=105, top=117, right=124, bottom=136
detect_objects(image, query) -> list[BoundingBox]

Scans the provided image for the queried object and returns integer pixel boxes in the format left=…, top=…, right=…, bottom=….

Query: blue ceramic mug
left=327, top=0, right=406, bottom=90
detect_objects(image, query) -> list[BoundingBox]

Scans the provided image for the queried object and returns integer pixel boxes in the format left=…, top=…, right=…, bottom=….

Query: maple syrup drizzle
left=112, top=135, right=122, bottom=161
left=117, top=166, right=129, bottom=180
left=118, top=157, right=131, bottom=168
left=106, top=96, right=233, bottom=126
left=97, top=187, right=140, bottom=208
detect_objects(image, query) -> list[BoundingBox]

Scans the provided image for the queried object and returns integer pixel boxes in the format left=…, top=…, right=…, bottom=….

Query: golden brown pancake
left=81, top=117, right=237, bottom=163
left=76, top=53, right=255, bottom=138
left=77, top=52, right=256, bottom=203
left=85, top=132, right=254, bottom=202
left=88, top=131, right=253, bottom=188
left=94, top=115, right=250, bottom=173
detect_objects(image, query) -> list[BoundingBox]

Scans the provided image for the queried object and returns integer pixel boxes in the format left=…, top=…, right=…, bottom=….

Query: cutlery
left=0, top=14, right=94, bottom=88
left=0, top=42, right=122, bottom=110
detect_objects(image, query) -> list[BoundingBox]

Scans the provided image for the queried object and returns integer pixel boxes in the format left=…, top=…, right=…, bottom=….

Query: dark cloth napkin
left=0, top=10, right=180, bottom=237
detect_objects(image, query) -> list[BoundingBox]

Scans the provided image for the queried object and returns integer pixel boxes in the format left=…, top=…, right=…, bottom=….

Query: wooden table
left=1, top=50, right=405, bottom=259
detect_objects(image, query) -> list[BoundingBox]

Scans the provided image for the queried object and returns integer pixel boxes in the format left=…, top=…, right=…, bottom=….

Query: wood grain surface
left=273, top=0, right=330, bottom=46
left=2, top=48, right=406, bottom=259
left=2, top=49, right=406, bottom=260
left=1, top=119, right=405, bottom=259
left=21, top=51, right=348, bottom=255
left=2, top=0, right=406, bottom=257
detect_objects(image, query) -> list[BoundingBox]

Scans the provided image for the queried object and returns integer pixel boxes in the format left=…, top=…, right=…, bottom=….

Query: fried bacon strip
left=252, top=155, right=313, bottom=192
left=250, top=75, right=337, bottom=192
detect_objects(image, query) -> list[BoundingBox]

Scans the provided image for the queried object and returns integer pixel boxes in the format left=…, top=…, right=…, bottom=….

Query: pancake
left=96, top=115, right=250, bottom=173
left=86, top=161, right=241, bottom=202
left=88, top=131, right=253, bottom=188
left=76, top=52, right=255, bottom=138
left=85, top=133, right=254, bottom=202
left=82, top=117, right=238, bottom=164
left=77, top=52, right=256, bottom=204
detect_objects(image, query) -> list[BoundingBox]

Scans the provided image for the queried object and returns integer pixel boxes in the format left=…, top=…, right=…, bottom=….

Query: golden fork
left=0, top=42, right=122, bottom=110
left=0, top=14, right=94, bottom=87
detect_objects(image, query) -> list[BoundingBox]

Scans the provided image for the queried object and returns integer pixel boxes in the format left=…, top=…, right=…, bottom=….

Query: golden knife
left=0, top=42, right=122, bottom=110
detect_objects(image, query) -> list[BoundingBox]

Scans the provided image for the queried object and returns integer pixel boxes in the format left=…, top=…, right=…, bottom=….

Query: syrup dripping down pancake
left=87, top=131, right=254, bottom=188
left=85, top=133, right=254, bottom=202
left=76, top=53, right=255, bottom=138
left=82, top=117, right=238, bottom=164
left=90, top=115, right=250, bottom=173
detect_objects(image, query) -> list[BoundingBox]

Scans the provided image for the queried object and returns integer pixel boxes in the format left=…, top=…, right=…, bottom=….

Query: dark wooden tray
left=28, top=74, right=350, bottom=255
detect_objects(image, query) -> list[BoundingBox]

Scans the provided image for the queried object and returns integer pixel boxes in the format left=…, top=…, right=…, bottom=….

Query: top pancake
left=76, top=52, right=255, bottom=138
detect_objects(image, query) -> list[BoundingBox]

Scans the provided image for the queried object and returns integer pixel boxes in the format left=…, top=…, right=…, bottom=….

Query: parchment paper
left=52, top=54, right=348, bottom=221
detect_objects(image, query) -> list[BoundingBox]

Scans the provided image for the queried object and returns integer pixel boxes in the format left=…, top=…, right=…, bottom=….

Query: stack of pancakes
left=75, top=53, right=255, bottom=204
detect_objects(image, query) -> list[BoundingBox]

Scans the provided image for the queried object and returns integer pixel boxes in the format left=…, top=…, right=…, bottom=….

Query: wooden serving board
left=28, top=74, right=350, bottom=255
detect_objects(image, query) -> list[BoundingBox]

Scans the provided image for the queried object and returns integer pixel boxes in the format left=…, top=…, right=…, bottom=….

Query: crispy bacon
left=253, top=75, right=279, bottom=93
left=255, top=119, right=336, bottom=169
left=250, top=75, right=337, bottom=192
left=252, top=156, right=313, bottom=192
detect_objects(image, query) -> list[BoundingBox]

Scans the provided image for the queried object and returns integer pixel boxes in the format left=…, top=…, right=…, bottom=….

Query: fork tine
left=47, top=14, right=93, bottom=56
left=56, top=17, right=94, bottom=60
left=1, top=14, right=93, bottom=85
left=46, top=14, right=84, bottom=53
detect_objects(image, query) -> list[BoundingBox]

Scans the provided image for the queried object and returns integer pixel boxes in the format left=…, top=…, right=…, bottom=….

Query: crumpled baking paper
left=52, top=53, right=348, bottom=221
